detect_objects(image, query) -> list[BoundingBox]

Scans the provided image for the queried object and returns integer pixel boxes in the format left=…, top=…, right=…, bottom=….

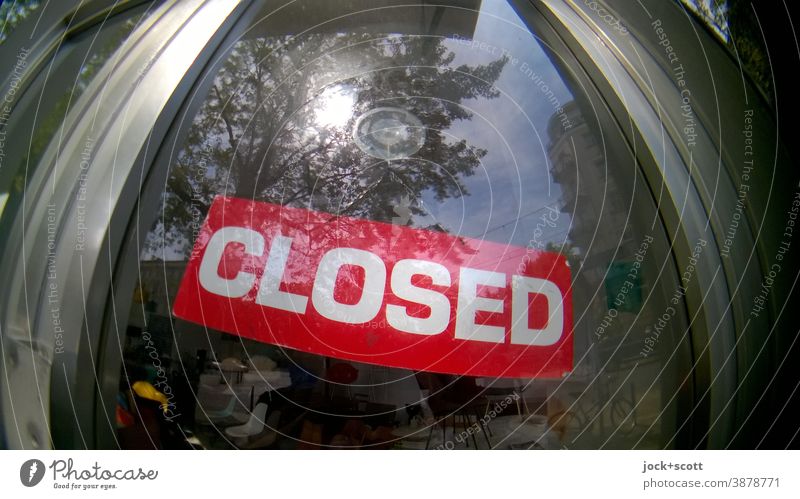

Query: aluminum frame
left=0, top=0, right=244, bottom=449
left=536, top=0, right=793, bottom=448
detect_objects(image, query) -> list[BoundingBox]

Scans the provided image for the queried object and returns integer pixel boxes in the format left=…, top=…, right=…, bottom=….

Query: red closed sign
left=173, top=196, right=573, bottom=378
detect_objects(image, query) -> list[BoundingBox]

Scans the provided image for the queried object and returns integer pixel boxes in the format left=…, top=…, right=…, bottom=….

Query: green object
left=605, top=261, right=643, bottom=313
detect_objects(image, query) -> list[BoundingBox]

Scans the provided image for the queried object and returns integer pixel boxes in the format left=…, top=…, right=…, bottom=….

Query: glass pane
left=0, top=0, right=42, bottom=45
left=0, top=4, right=155, bottom=245
left=678, top=0, right=772, bottom=104
left=116, top=0, right=692, bottom=450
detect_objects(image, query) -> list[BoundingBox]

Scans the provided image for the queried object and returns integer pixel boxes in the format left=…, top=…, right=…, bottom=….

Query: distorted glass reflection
left=0, top=5, right=155, bottom=246
left=118, top=0, right=692, bottom=450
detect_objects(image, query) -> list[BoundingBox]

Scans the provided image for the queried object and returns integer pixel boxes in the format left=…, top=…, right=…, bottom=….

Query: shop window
left=115, top=0, right=692, bottom=450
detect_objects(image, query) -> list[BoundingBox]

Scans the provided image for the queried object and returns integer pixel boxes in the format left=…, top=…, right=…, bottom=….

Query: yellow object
left=132, top=285, right=148, bottom=303
left=132, top=381, right=169, bottom=414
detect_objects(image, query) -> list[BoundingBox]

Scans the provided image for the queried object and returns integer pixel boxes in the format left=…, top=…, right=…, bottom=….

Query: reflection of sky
left=416, top=0, right=573, bottom=250
left=149, top=1, right=577, bottom=261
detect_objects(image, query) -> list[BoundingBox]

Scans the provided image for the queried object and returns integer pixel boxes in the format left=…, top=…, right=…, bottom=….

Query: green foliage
left=681, top=0, right=773, bottom=105
left=0, top=0, right=41, bottom=44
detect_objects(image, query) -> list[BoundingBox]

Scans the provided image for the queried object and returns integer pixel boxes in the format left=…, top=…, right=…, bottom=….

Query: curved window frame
left=0, top=0, right=246, bottom=450
left=99, top=0, right=703, bottom=449
left=0, top=0, right=744, bottom=449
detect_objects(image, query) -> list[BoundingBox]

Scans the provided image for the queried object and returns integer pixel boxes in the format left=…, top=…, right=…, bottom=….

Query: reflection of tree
left=0, top=12, right=146, bottom=256
left=545, top=241, right=579, bottom=270
left=152, top=33, right=507, bottom=258
left=680, top=0, right=729, bottom=42
left=0, top=0, right=41, bottom=44
left=681, top=0, right=772, bottom=104
left=27, top=16, right=145, bottom=165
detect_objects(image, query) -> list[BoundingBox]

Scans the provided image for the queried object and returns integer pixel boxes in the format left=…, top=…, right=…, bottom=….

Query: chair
left=238, top=410, right=283, bottom=449
left=195, top=381, right=245, bottom=425
left=481, top=382, right=527, bottom=436
left=204, top=395, right=249, bottom=424
left=206, top=395, right=236, bottom=419
left=224, top=402, right=270, bottom=439
left=325, top=362, right=358, bottom=400
left=326, top=362, right=358, bottom=382
left=414, top=372, right=491, bottom=449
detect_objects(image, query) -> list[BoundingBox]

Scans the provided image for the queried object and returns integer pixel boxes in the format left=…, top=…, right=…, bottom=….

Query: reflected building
left=547, top=100, right=631, bottom=262
left=547, top=100, right=658, bottom=368
left=546, top=101, right=671, bottom=446
left=547, top=100, right=634, bottom=370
